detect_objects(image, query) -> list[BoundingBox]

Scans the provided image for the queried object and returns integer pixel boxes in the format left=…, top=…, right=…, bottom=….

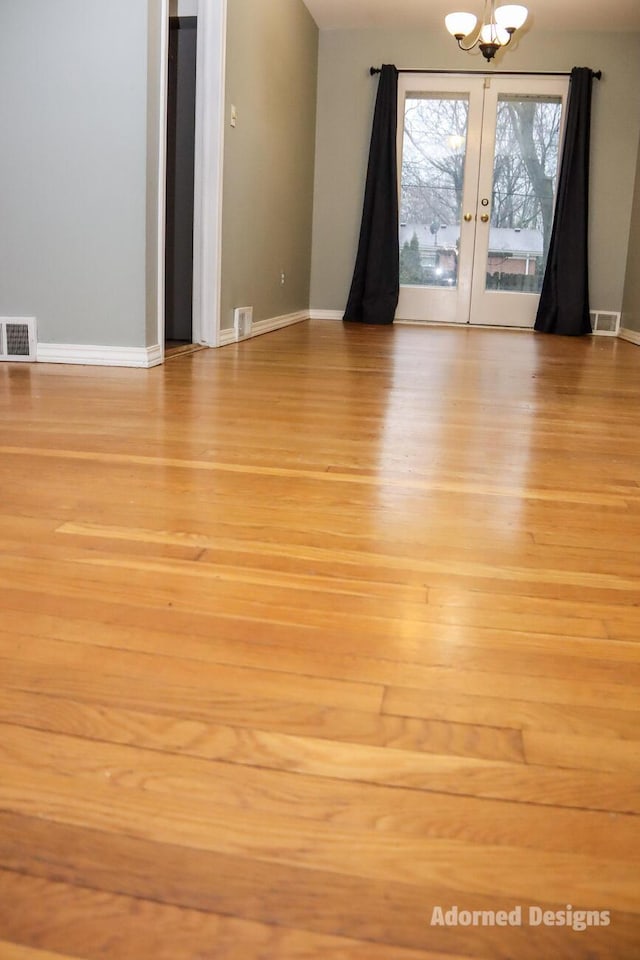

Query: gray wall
left=0, top=0, right=161, bottom=348
left=621, top=135, right=640, bottom=333
left=310, top=28, right=640, bottom=315
left=221, top=0, right=318, bottom=330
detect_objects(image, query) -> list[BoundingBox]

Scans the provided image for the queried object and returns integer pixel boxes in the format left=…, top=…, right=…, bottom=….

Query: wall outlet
left=280, top=269, right=286, bottom=286
left=233, top=306, right=253, bottom=341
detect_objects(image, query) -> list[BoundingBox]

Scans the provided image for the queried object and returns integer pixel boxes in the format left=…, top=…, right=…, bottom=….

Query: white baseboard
left=37, top=342, right=163, bottom=368
left=618, top=327, right=640, bottom=346
left=310, top=310, right=640, bottom=342
left=309, top=309, right=344, bottom=321
left=218, top=327, right=236, bottom=346
left=252, top=309, right=308, bottom=337
left=218, top=310, right=309, bottom=346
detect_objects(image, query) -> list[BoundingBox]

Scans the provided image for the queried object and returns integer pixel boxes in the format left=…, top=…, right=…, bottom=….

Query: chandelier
left=445, top=1, right=528, bottom=62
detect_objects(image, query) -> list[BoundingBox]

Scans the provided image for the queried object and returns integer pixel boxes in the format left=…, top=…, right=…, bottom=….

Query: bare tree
left=503, top=100, right=560, bottom=257
left=401, top=97, right=468, bottom=226
left=400, top=93, right=562, bottom=264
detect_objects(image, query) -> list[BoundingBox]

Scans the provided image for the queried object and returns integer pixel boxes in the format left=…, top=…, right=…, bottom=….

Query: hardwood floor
left=0, top=320, right=638, bottom=959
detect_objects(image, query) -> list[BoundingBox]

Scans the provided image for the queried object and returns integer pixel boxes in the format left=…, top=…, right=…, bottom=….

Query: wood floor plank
left=604, top=618, right=640, bottom=642
left=0, top=633, right=384, bottom=715
left=382, top=683, right=640, bottom=739
left=428, top=584, right=640, bottom=640
left=0, top=685, right=524, bottom=765
left=522, top=730, right=640, bottom=773
left=0, top=945, right=86, bottom=960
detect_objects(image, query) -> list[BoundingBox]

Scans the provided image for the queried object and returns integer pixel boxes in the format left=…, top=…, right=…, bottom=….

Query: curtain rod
left=370, top=67, right=602, bottom=79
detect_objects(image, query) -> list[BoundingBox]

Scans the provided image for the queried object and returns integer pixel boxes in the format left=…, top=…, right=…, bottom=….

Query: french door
left=396, top=74, right=568, bottom=327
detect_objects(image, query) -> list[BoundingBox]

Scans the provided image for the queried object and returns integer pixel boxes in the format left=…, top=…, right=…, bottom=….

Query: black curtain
left=534, top=67, right=594, bottom=336
left=344, top=65, right=399, bottom=325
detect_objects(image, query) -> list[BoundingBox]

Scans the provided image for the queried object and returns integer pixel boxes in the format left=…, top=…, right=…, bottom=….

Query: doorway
left=165, top=15, right=198, bottom=349
left=397, top=74, right=569, bottom=327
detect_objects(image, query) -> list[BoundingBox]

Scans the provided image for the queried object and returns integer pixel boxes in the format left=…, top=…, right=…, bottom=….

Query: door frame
left=192, top=0, right=227, bottom=348
left=396, top=71, right=569, bottom=329
left=155, top=0, right=227, bottom=359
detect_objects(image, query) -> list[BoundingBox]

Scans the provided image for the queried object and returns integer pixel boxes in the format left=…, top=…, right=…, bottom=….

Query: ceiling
left=302, top=0, right=640, bottom=33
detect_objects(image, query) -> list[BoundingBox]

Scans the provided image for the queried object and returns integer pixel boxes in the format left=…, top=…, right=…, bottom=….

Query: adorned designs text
left=431, top=905, right=610, bottom=932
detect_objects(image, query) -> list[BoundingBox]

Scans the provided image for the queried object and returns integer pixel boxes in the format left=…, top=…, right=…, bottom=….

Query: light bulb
left=445, top=12, right=478, bottom=37
left=480, top=22, right=510, bottom=45
left=494, top=4, right=528, bottom=31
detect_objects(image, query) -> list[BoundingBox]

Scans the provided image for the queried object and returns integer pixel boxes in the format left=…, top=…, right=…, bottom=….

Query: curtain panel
left=534, top=67, right=594, bottom=337
left=344, top=64, right=399, bottom=326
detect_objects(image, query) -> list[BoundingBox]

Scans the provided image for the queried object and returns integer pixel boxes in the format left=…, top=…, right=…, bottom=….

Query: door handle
left=463, top=213, right=473, bottom=222
left=480, top=214, right=490, bottom=223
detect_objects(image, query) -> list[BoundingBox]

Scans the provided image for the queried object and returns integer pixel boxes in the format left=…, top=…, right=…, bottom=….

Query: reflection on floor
left=164, top=340, right=206, bottom=359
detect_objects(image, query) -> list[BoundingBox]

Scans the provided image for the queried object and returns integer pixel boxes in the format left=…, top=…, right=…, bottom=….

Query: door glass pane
left=487, top=94, right=563, bottom=294
left=400, top=94, right=469, bottom=288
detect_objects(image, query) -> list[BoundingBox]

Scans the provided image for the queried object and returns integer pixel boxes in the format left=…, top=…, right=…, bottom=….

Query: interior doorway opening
left=155, top=0, right=226, bottom=359
left=165, top=14, right=198, bottom=354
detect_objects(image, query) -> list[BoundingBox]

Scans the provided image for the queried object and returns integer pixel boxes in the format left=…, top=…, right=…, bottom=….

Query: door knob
left=463, top=213, right=473, bottom=222
left=480, top=214, right=490, bottom=223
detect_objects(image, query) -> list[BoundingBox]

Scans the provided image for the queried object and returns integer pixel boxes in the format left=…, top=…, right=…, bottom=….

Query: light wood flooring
left=0, top=320, right=639, bottom=959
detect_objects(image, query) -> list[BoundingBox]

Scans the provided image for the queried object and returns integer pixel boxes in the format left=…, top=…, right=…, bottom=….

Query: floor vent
left=233, top=306, right=253, bottom=341
left=0, top=317, right=37, bottom=362
left=590, top=310, right=620, bottom=336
